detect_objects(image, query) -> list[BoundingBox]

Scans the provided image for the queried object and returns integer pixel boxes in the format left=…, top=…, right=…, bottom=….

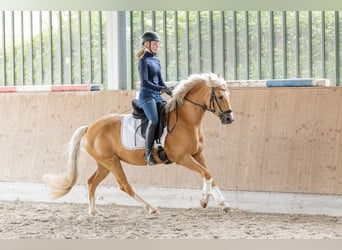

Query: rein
left=167, top=102, right=178, bottom=134
left=167, top=86, right=232, bottom=134
left=184, top=86, right=233, bottom=115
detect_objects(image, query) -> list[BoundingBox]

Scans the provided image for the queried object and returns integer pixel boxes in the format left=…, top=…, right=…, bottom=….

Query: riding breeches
left=139, top=88, right=165, bottom=126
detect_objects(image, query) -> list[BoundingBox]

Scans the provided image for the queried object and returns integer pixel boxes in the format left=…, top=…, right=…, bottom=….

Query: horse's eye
left=218, top=95, right=224, bottom=100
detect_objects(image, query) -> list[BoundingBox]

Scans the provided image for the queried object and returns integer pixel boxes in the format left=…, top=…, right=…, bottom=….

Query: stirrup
left=145, top=152, right=157, bottom=165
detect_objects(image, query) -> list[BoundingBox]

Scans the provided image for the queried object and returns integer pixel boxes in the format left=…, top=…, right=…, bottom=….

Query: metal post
left=295, top=11, right=300, bottom=78
left=11, top=11, right=15, bottom=85
left=321, top=11, right=326, bottom=78
left=257, top=11, right=262, bottom=79
left=58, top=11, right=63, bottom=84
left=233, top=11, right=237, bottom=80
left=245, top=11, right=249, bottom=80
left=163, top=11, right=168, bottom=80
left=175, top=11, right=179, bottom=81
left=48, top=11, right=53, bottom=84
left=78, top=11, right=82, bottom=83
left=2, top=11, right=6, bottom=85
left=98, top=11, right=103, bottom=85
left=68, top=11, right=72, bottom=84
left=39, top=11, right=43, bottom=84
left=152, top=11, right=156, bottom=31
left=209, top=11, right=214, bottom=73
left=335, top=11, right=340, bottom=86
left=88, top=11, right=92, bottom=84
left=20, top=11, right=24, bottom=85
left=129, top=11, right=134, bottom=89
left=30, top=11, right=35, bottom=85
left=197, top=11, right=202, bottom=73
left=186, top=11, right=190, bottom=76
left=220, top=11, right=226, bottom=79
left=308, top=11, right=313, bottom=78
left=282, top=11, right=287, bottom=79
left=270, top=11, right=275, bottom=79
left=106, top=11, right=127, bottom=90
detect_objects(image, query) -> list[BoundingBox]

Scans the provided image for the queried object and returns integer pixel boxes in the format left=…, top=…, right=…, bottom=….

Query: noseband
left=184, top=86, right=233, bottom=115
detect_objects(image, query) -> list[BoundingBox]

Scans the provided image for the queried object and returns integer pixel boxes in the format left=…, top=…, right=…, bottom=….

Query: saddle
left=131, top=99, right=172, bottom=164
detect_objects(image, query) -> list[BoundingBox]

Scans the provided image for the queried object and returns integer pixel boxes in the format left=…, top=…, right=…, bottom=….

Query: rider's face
left=146, top=41, right=159, bottom=54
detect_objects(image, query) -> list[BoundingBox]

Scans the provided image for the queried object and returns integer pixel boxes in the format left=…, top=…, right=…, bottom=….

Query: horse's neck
left=178, top=101, right=206, bottom=126
left=168, top=87, right=209, bottom=128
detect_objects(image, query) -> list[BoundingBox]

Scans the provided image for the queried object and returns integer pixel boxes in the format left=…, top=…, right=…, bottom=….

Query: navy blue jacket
left=138, top=51, right=166, bottom=91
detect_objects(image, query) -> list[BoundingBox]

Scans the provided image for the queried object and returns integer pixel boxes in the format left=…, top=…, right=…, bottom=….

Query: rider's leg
left=140, top=99, right=159, bottom=165
left=145, top=121, right=157, bottom=165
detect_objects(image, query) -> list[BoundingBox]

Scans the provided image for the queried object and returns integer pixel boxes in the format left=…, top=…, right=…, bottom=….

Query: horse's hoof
left=200, top=199, right=208, bottom=208
left=89, top=211, right=96, bottom=216
left=222, top=206, right=232, bottom=213
left=149, top=208, right=160, bottom=216
left=200, top=194, right=209, bottom=208
left=89, top=208, right=102, bottom=216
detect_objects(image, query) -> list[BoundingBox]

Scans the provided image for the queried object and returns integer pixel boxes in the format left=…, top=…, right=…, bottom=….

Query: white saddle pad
left=121, top=114, right=167, bottom=150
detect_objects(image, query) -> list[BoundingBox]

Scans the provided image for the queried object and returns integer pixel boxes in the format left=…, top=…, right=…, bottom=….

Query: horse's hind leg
left=102, top=156, right=160, bottom=216
left=87, top=163, right=110, bottom=216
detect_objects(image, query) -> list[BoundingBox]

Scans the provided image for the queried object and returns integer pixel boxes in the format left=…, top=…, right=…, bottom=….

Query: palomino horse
left=43, top=72, right=234, bottom=216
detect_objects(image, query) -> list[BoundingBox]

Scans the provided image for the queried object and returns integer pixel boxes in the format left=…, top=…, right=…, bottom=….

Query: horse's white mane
left=165, top=72, right=227, bottom=112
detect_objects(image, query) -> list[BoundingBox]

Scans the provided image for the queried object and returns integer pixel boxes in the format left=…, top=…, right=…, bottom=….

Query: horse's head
left=166, top=73, right=235, bottom=125
left=205, top=76, right=235, bottom=125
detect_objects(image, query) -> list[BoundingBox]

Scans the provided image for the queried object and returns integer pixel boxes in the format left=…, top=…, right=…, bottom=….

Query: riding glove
left=160, top=87, right=173, bottom=97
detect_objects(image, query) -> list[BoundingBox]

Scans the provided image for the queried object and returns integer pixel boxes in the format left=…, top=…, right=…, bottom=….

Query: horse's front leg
left=200, top=178, right=231, bottom=212
left=194, top=153, right=231, bottom=212
left=176, top=153, right=230, bottom=211
left=200, top=178, right=212, bottom=208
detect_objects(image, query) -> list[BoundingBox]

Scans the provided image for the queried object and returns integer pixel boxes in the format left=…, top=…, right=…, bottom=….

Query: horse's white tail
left=43, top=125, right=88, bottom=199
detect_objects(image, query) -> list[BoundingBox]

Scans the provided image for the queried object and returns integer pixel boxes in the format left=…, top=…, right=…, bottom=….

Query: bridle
left=184, top=86, right=233, bottom=116
left=167, top=86, right=233, bottom=133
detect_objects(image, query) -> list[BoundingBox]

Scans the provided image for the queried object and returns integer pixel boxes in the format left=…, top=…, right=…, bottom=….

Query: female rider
left=136, top=31, right=172, bottom=165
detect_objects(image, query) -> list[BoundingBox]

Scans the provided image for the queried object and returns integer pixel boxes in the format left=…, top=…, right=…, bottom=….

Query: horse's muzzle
left=220, top=110, right=234, bottom=124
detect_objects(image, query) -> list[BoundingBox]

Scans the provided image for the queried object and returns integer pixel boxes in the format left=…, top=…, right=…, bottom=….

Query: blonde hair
left=135, top=48, right=145, bottom=61
left=136, top=41, right=151, bottom=61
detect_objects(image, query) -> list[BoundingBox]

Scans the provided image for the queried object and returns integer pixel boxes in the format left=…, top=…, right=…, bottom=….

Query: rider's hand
left=161, top=87, right=173, bottom=97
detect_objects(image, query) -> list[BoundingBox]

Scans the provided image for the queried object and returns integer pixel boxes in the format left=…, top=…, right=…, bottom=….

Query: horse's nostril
left=221, top=115, right=233, bottom=124
left=227, top=116, right=234, bottom=123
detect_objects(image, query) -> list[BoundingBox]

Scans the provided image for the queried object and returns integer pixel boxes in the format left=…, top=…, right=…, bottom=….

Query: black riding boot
left=145, top=121, right=157, bottom=165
